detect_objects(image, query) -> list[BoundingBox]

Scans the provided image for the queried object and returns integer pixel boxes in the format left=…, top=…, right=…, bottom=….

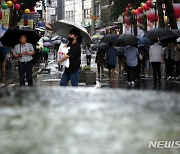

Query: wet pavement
left=0, top=87, right=180, bottom=154
left=1, top=52, right=180, bottom=91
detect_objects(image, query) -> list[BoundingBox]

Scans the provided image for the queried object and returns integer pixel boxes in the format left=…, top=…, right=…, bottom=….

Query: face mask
left=68, top=37, right=74, bottom=45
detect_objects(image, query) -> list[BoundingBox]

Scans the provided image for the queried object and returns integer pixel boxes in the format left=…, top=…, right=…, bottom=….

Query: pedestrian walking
left=13, top=35, right=35, bottom=86
left=174, top=42, right=180, bottom=79
left=0, top=46, right=7, bottom=75
left=164, top=42, right=175, bottom=80
left=58, top=29, right=82, bottom=87
left=85, top=45, right=92, bottom=66
left=149, top=39, right=164, bottom=84
left=124, top=45, right=139, bottom=86
left=105, top=42, right=118, bottom=80
left=117, top=47, right=125, bottom=74
left=96, top=48, right=105, bottom=78
left=42, top=46, right=49, bottom=67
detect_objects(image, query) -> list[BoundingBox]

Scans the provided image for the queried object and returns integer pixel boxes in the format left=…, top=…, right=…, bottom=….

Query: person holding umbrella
left=1, top=26, right=40, bottom=86
left=58, top=29, right=82, bottom=87
left=13, top=35, right=35, bottom=86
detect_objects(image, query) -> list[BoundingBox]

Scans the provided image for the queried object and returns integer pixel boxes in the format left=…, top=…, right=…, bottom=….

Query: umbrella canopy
left=100, top=34, right=119, bottom=43
left=91, top=34, right=104, bottom=40
left=92, top=43, right=108, bottom=50
left=52, top=40, right=61, bottom=45
left=41, top=36, right=50, bottom=42
left=116, top=34, right=138, bottom=47
left=171, top=29, right=180, bottom=36
left=137, top=36, right=153, bottom=45
left=51, top=36, right=61, bottom=41
left=51, top=20, right=92, bottom=45
left=1, top=26, right=40, bottom=47
left=144, top=28, right=176, bottom=39
left=43, top=42, right=52, bottom=47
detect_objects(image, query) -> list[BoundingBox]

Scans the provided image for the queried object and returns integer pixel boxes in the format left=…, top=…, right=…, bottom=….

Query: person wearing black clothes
left=58, top=29, right=82, bottom=87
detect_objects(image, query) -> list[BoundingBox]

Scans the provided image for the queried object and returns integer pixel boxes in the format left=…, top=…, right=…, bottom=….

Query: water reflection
left=0, top=87, right=180, bottom=154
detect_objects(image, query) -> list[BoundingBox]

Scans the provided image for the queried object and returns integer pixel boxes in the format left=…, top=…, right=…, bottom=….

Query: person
left=95, top=48, right=105, bottom=78
left=163, top=42, right=175, bottom=80
left=42, top=46, right=49, bottom=67
left=124, top=45, right=139, bottom=86
left=149, top=39, right=164, bottom=84
left=0, top=45, right=9, bottom=75
left=85, top=45, right=92, bottom=66
left=33, top=44, right=41, bottom=67
left=116, top=47, right=125, bottom=74
left=174, top=42, right=180, bottom=79
left=13, top=35, right=35, bottom=86
left=58, top=29, right=82, bottom=87
left=105, top=42, right=118, bottom=80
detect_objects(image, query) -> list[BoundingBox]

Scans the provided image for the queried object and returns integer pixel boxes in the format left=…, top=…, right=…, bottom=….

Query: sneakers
left=131, top=81, right=135, bottom=86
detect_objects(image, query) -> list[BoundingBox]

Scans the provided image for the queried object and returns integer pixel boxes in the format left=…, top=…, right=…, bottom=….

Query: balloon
left=25, top=9, right=30, bottom=14
left=125, top=7, right=129, bottom=12
left=135, top=10, right=140, bottom=15
left=137, top=7, right=143, bottom=13
left=0, top=11, right=2, bottom=20
left=131, top=9, right=135, bottom=15
left=15, top=3, right=20, bottom=10
left=7, top=1, right=13, bottom=8
left=147, top=11, right=159, bottom=22
left=143, top=4, right=150, bottom=11
left=12, top=0, right=18, bottom=3
left=141, top=3, right=145, bottom=7
left=2, top=3, right=8, bottom=10
left=146, top=1, right=152, bottom=7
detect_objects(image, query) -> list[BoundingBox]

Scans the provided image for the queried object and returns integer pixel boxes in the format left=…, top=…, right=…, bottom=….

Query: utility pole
left=91, top=0, right=95, bottom=35
left=73, top=0, right=75, bottom=22
left=82, top=0, right=85, bottom=25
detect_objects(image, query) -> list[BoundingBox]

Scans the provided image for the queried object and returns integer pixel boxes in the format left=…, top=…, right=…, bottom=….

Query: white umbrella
left=51, top=20, right=92, bottom=45
left=51, top=36, right=61, bottom=41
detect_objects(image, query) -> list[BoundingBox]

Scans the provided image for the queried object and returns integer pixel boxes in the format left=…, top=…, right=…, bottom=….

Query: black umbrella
left=172, top=29, right=180, bottom=36
left=100, top=34, right=119, bottom=43
left=92, top=43, right=108, bottom=50
left=144, top=28, right=175, bottom=39
left=1, top=26, right=40, bottom=47
left=116, top=34, right=138, bottom=47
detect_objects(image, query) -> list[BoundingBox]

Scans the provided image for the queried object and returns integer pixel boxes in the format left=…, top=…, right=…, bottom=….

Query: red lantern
left=173, top=4, right=180, bottom=19
left=143, top=4, right=150, bottom=11
left=147, top=11, right=159, bottom=22
left=135, top=10, right=140, bottom=15
left=0, top=11, right=2, bottom=20
left=12, top=0, right=18, bottom=3
left=137, top=7, right=143, bottom=13
left=124, top=16, right=131, bottom=25
left=15, top=3, right=20, bottom=10
left=146, top=1, right=152, bottom=7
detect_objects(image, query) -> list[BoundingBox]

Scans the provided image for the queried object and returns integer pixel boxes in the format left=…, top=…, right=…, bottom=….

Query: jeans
left=86, top=55, right=91, bottom=66
left=60, top=69, right=80, bottom=87
left=151, top=62, right=161, bottom=83
left=18, top=61, right=33, bottom=86
left=126, top=65, right=137, bottom=82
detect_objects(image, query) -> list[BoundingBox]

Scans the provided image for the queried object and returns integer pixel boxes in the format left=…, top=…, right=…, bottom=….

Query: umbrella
left=1, top=26, right=40, bottom=47
left=41, top=36, right=50, bottom=41
left=91, top=34, right=104, bottom=40
left=171, top=29, right=180, bottom=36
left=43, top=42, right=52, bottom=47
left=52, top=40, right=61, bottom=45
left=116, top=34, right=138, bottom=47
left=51, top=20, right=92, bottom=45
left=92, top=43, right=108, bottom=50
left=51, top=36, right=61, bottom=41
left=144, top=28, right=175, bottom=39
left=100, top=34, right=119, bottom=43
left=137, top=36, right=153, bottom=45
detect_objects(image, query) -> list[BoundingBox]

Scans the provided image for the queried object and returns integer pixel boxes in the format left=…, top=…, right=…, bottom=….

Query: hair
left=87, top=45, right=90, bottom=47
left=153, top=38, right=158, bottom=43
left=69, top=28, right=82, bottom=43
